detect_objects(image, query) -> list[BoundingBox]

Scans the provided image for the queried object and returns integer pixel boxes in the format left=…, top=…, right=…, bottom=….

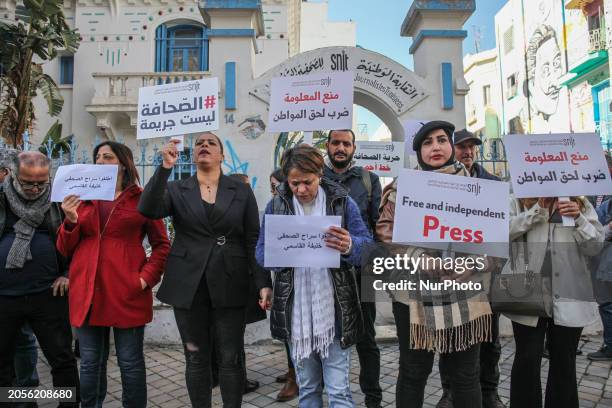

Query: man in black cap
left=453, top=129, right=500, bottom=181
left=435, top=129, right=504, bottom=408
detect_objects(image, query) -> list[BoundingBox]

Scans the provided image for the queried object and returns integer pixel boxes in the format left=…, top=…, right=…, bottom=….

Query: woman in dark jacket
left=256, top=145, right=371, bottom=408
left=57, top=141, right=170, bottom=407
left=138, top=132, right=272, bottom=408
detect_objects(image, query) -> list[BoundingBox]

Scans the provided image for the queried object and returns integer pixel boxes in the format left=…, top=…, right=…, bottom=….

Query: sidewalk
left=35, top=335, right=612, bottom=407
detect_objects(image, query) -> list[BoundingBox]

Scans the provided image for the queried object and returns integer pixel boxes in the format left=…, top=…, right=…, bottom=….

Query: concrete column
left=401, top=0, right=475, bottom=128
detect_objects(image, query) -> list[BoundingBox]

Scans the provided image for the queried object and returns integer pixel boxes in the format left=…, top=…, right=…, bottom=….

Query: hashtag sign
left=204, top=95, right=216, bottom=109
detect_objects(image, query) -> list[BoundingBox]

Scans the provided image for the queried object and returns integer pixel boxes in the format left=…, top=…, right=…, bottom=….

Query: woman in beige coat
left=505, top=196, right=603, bottom=408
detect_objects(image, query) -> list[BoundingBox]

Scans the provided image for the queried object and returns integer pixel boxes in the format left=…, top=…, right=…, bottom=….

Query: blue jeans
left=76, top=325, right=146, bottom=408
left=600, top=302, right=612, bottom=348
left=14, top=323, right=39, bottom=387
left=291, top=339, right=353, bottom=408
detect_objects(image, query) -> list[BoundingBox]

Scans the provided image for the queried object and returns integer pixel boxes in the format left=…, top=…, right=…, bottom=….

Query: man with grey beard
left=0, top=151, right=79, bottom=406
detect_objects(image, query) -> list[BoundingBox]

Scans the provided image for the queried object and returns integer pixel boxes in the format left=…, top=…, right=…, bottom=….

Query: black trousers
left=393, top=302, right=481, bottom=408
left=174, top=282, right=245, bottom=408
left=356, top=299, right=382, bottom=407
left=440, top=312, right=501, bottom=396
left=511, top=319, right=582, bottom=408
left=0, top=289, right=79, bottom=407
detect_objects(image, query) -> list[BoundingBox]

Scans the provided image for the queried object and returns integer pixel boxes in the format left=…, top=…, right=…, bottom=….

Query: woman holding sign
left=255, top=145, right=372, bottom=408
left=138, top=133, right=272, bottom=408
left=504, top=196, right=603, bottom=408
left=57, top=141, right=170, bottom=407
left=376, top=121, right=491, bottom=408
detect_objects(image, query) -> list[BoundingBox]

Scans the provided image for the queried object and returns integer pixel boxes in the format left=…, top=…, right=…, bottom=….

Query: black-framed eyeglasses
left=16, top=177, right=50, bottom=191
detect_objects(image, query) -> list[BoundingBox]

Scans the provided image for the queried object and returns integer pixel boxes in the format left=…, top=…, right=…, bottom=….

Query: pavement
left=31, top=334, right=612, bottom=407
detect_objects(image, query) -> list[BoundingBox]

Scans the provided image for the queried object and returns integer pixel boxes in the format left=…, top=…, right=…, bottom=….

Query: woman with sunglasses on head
left=138, top=132, right=272, bottom=408
left=57, top=141, right=171, bottom=407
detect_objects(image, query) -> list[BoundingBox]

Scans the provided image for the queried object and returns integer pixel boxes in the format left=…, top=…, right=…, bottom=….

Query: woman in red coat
left=57, top=141, right=170, bottom=408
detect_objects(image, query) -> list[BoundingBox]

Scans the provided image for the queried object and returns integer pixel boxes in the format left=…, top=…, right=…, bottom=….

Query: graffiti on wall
left=525, top=24, right=563, bottom=122
left=223, top=140, right=258, bottom=189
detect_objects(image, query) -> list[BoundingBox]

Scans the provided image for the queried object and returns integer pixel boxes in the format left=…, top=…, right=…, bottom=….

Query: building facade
left=464, top=0, right=612, bottom=155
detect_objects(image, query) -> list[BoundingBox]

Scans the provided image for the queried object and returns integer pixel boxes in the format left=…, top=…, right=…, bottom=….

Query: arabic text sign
left=137, top=78, right=219, bottom=140
left=51, top=164, right=118, bottom=202
left=504, top=133, right=612, bottom=198
left=264, top=215, right=342, bottom=268
left=354, top=141, right=404, bottom=177
left=392, top=169, right=510, bottom=257
left=268, top=71, right=354, bottom=132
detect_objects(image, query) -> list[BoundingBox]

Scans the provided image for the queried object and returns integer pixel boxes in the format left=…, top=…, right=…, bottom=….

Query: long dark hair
left=93, top=141, right=140, bottom=190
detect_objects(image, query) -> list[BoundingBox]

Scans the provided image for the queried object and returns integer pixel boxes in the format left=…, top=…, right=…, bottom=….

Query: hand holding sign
left=61, top=194, right=81, bottom=224
left=51, top=164, right=119, bottom=202
left=324, top=225, right=352, bottom=254
left=557, top=198, right=581, bottom=219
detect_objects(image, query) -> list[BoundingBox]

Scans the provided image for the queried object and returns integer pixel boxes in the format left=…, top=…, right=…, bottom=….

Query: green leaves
left=0, top=0, right=81, bottom=146
left=39, top=120, right=72, bottom=158
left=34, top=69, right=64, bottom=116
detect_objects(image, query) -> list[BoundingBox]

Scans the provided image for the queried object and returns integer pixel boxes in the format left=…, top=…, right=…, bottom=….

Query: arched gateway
left=251, top=46, right=430, bottom=141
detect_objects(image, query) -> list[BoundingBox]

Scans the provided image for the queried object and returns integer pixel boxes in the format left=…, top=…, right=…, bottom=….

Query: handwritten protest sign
left=504, top=133, right=612, bottom=198
left=137, top=78, right=219, bottom=140
left=51, top=164, right=118, bottom=202
left=354, top=141, right=404, bottom=177
left=392, top=169, right=509, bottom=257
left=264, top=215, right=341, bottom=268
left=268, top=71, right=353, bottom=132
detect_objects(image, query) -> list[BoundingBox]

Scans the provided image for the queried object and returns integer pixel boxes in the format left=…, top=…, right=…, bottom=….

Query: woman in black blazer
left=138, top=132, right=272, bottom=408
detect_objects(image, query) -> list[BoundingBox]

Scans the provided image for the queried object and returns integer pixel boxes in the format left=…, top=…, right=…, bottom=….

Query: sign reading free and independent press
left=137, top=78, right=220, bottom=140
left=504, top=133, right=612, bottom=198
left=267, top=71, right=354, bottom=132
left=392, top=169, right=510, bottom=258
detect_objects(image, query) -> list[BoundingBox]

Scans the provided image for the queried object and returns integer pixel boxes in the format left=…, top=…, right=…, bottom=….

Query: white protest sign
left=268, top=71, right=354, bottom=132
left=137, top=78, right=219, bottom=140
left=264, top=215, right=341, bottom=268
left=392, top=169, right=509, bottom=257
left=504, top=133, right=612, bottom=198
left=51, top=164, right=118, bottom=202
left=354, top=141, right=404, bottom=177
left=403, top=119, right=429, bottom=157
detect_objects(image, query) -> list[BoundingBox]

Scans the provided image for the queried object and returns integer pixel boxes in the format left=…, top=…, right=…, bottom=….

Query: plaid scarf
left=290, top=187, right=336, bottom=362
left=381, top=162, right=492, bottom=353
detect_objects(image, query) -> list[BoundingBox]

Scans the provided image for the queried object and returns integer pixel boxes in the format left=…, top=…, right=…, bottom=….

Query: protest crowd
left=1, top=120, right=612, bottom=408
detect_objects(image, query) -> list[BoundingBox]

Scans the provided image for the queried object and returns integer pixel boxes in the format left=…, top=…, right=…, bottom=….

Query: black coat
left=138, top=166, right=271, bottom=309
left=471, top=162, right=501, bottom=181
left=266, top=179, right=364, bottom=348
left=323, top=165, right=382, bottom=234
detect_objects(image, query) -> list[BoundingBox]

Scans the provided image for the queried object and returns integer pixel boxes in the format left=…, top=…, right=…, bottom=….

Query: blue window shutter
left=60, top=56, right=74, bottom=85
left=155, top=24, right=168, bottom=72
left=201, top=28, right=209, bottom=71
